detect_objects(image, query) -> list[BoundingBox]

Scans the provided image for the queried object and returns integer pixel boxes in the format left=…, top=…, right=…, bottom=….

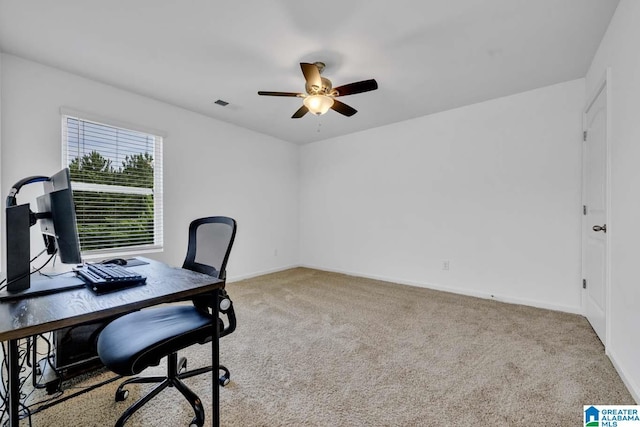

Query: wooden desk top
left=0, top=257, right=223, bottom=341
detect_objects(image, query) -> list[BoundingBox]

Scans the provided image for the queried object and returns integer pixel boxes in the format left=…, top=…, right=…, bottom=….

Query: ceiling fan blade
left=300, top=63, right=322, bottom=90
left=333, top=79, right=378, bottom=97
left=258, top=91, right=302, bottom=97
left=291, top=105, right=309, bottom=119
left=330, top=99, right=357, bottom=117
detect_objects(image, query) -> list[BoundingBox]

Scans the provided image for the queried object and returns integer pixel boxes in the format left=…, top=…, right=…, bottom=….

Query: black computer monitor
left=2, top=168, right=83, bottom=298
left=36, top=168, right=82, bottom=264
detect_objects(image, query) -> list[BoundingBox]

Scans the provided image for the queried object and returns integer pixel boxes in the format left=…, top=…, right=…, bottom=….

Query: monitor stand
left=0, top=274, right=85, bottom=302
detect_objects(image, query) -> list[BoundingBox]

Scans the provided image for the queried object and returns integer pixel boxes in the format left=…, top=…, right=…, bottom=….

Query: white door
left=583, top=81, right=608, bottom=345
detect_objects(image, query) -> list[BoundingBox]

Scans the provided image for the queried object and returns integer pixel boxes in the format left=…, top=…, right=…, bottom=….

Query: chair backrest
left=182, top=216, right=237, bottom=280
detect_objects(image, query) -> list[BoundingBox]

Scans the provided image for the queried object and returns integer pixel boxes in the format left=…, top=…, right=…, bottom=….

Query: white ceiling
left=0, top=0, right=618, bottom=145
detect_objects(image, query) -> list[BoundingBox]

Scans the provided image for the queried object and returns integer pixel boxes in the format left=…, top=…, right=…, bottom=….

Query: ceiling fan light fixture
left=303, top=94, right=334, bottom=115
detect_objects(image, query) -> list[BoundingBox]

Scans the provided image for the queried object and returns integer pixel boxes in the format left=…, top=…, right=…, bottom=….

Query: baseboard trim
left=299, top=264, right=583, bottom=315
left=228, top=264, right=300, bottom=283
left=607, top=348, right=640, bottom=403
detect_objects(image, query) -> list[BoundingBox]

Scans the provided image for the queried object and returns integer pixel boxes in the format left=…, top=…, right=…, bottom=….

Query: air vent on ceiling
left=214, top=99, right=229, bottom=107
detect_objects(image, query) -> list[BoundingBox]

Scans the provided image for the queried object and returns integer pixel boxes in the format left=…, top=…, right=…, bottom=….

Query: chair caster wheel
left=115, top=389, right=129, bottom=402
left=219, top=375, right=230, bottom=387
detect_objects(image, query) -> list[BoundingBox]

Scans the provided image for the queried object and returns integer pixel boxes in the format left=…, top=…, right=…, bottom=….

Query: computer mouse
left=102, top=258, right=128, bottom=266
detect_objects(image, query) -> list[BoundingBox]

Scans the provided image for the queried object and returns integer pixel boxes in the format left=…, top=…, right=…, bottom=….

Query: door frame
left=581, top=67, right=612, bottom=350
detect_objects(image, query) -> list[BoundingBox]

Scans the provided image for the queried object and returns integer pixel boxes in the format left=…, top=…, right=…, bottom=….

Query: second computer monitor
left=36, top=168, right=82, bottom=264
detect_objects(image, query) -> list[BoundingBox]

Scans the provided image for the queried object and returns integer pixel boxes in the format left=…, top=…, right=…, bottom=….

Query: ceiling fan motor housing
left=306, top=77, right=334, bottom=96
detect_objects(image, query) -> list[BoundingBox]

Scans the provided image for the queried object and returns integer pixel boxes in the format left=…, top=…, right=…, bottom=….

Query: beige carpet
left=26, top=267, right=633, bottom=426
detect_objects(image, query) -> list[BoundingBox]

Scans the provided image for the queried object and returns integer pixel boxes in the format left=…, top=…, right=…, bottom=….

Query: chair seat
left=97, top=305, right=213, bottom=376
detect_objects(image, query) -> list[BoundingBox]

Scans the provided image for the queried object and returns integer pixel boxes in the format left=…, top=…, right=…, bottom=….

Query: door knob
left=592, top=224, right=607, bottom=233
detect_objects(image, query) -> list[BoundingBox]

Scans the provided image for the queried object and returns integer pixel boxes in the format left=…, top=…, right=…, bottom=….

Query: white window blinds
left=63, top=114, right=163, bottom=255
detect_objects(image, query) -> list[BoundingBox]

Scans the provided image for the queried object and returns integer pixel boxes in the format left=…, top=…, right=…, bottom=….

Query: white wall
left=0, top=53, right=2, bottom=258
left=300, top=79, right=585, bottom=313
left=0, top=54, right=299, bottom=280
left=586, top=0, right=640, bottom=402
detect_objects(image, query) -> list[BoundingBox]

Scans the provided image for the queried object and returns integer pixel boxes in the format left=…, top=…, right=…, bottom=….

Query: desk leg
left=212, top=290, right=220, bottom=427
left=8, top=339, right=20, bottom=427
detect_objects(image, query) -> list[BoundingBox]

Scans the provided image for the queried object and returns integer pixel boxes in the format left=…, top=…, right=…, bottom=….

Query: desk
left=0, top=257, right=223, bottom=427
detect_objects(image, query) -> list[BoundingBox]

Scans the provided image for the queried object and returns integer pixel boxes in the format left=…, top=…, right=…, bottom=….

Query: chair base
left=177, top=362, right=231, bottom=387
left=115, top=374, right=204, bottom=427
left=114, top=352, right=230, bottom=426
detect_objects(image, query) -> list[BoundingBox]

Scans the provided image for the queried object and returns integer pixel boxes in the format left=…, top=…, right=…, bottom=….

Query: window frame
left=61, top=108, right=164, bottom=259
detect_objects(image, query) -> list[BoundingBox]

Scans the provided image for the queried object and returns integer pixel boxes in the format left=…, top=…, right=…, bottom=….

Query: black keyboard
left=75, top=263, right=147, bottom=293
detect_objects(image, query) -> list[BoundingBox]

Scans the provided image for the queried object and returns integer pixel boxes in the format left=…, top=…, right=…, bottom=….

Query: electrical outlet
left=442, top=260, right=450, bottom=270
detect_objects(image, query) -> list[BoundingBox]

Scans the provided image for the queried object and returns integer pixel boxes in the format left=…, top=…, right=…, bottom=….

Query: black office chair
left=96, top=216, right=237, bottom=427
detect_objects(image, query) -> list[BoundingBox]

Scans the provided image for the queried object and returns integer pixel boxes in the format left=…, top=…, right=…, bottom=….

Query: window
left=62, top=112, right=163, bottom=256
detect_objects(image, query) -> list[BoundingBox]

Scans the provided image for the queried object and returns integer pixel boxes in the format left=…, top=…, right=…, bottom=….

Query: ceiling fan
left=258, top=62, right=378, bottom=119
